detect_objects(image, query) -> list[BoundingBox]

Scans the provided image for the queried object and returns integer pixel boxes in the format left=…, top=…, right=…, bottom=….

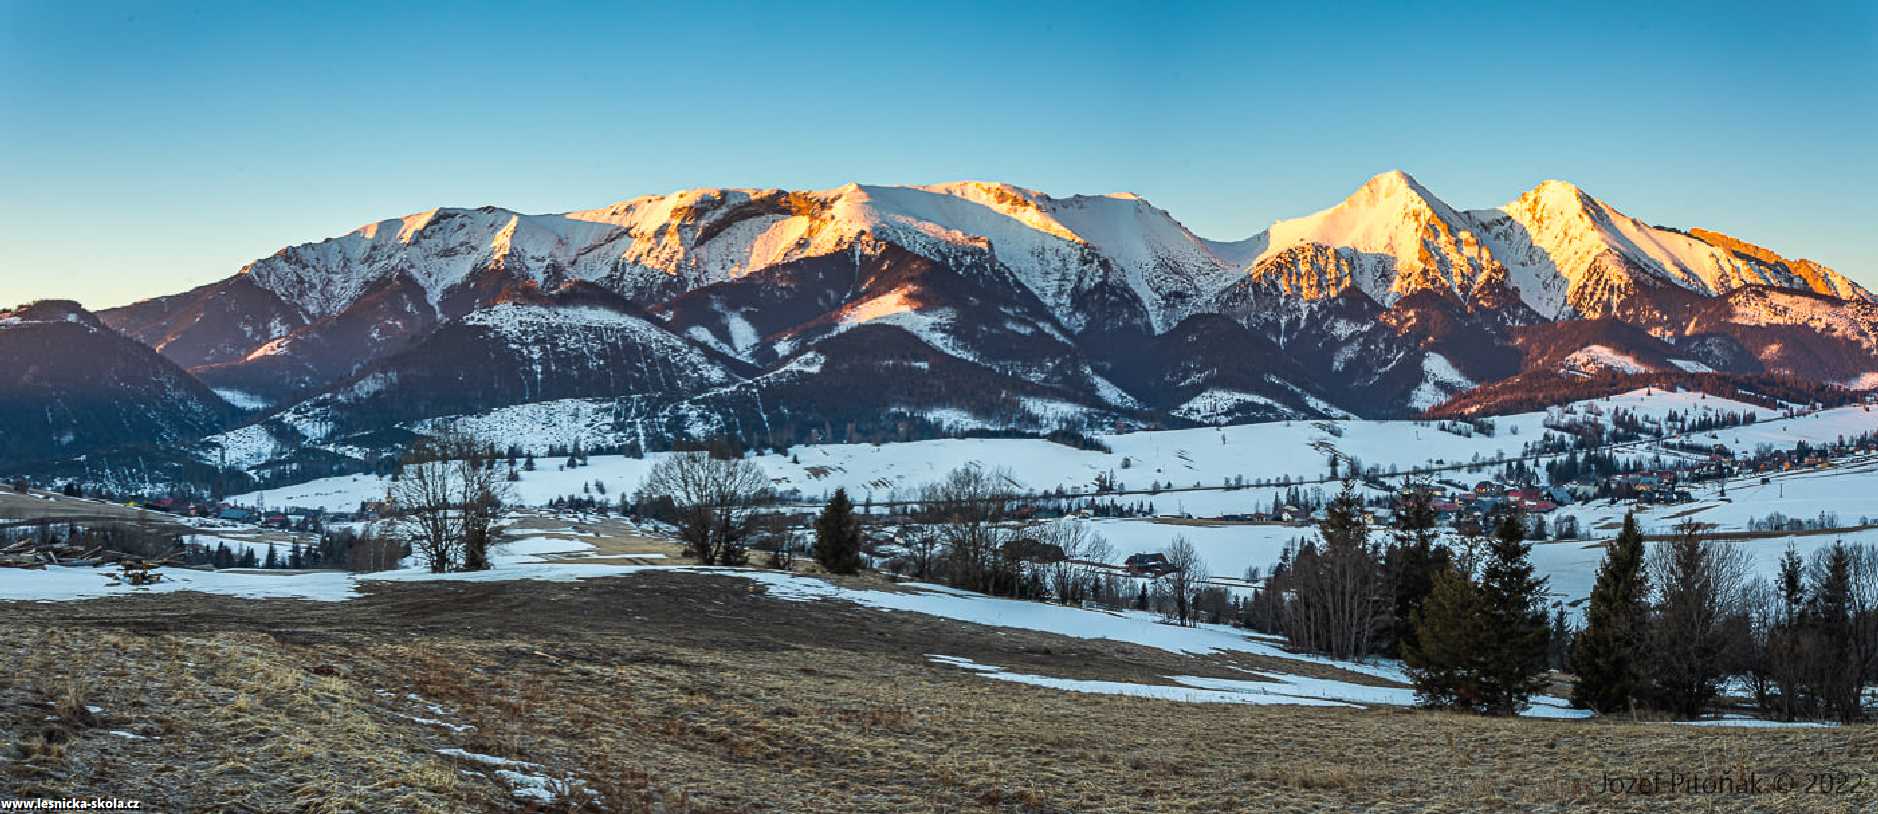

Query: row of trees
left=631, top=456, right=1195, bottom=623
left=625, top=446, right=1876, bottom=722
left=1238, top=482, right=1556, bottom=714
left=1244, top=488, right=1878, bottom=721
left=1573, top=516, right=1878, bottom=721
left=1244, top=484, right=1476, bottom=661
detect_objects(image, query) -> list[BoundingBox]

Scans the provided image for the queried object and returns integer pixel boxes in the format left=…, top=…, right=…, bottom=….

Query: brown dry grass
left=504, top=512, right=687, bottom=563
left=2, top=570, right=1874, bottom=813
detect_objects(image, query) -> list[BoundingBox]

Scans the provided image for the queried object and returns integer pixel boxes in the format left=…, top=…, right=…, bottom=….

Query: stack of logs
left=0, top=538, right=177, bottom=572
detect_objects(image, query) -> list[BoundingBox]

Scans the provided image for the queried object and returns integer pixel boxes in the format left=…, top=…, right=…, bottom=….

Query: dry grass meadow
left=3, top=567, right=1874, bottom=813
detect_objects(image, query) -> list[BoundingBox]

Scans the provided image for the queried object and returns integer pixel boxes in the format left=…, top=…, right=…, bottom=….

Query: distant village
left=33, top=400, right=1878, bottom=548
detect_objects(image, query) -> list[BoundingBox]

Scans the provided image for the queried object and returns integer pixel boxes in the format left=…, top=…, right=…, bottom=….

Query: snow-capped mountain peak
left=228, top=172, right=1871, bottom=340
left=1250, top=170, right=1508, bottom=306
left=76, top=171, right=1878, bottom=466
left=1469, top=179, right=1874, bottom=322
left=231, top=180, right=1254, bottom=337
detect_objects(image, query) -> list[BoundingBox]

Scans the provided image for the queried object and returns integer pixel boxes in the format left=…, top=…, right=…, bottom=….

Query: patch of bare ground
left=1, top=571, right=1871, bottom=812
left=504, top=513, right=688, bottom=565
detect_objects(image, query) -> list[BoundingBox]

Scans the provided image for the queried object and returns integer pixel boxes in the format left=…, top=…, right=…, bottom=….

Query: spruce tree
left=1548, top=605, right=1574, bottom=671
left=1388, top=484, right=1450, bottom=657
left=1570, top=512, right=1649, bottom=713
left=1475, top=510, right=1552, bottom=715
left=813, top=488, right=863, bottom=575
left=1310, top=481, right=1386, bottom=659
left=1643, top=523, right=1748, bottom=718
left=1403, top=565, right=1489, bottom=709
left=1805, top=544, right=1862, bottom=721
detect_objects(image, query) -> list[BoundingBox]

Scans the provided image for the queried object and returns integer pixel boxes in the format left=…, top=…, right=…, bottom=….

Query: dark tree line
left=181, top=526, right=404, bottom=573
left=1428, top=371, right=1859, bottom=419
left=1569, top=515, right=1878, bottom=722
left=1239, top=483, right=1557, bottom=715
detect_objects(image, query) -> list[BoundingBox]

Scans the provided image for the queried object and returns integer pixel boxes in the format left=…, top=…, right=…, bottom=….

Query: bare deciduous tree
left=1037, top=520, right=1112, bottom=606
left=901, top=527, right=943, bottom=580
left=1269, top=484, right=1390, bottom=659
left=390, top=431, right=515, bottom=573
left=1162, top=536, right=1207, bottom=627
left=641, top=452, right=769, bottom=566
left=392, top=437, right=465, bottom=573
left=917, top=465, right=1022, bottom=594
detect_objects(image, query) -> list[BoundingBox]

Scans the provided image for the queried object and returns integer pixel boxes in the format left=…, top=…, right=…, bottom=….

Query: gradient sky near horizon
left=3, top=1, right=1874, bottom=309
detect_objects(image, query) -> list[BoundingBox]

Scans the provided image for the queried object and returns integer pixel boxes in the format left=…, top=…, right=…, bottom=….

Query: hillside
left=0, top=301, right=234, bottom=468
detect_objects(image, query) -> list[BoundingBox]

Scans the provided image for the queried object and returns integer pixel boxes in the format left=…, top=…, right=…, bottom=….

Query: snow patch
left=212, top=389, right=271, bottom=411
left=1561, top=344, right=1651, bottom=376
left=1173, top=389, right=1284, bottom=424
left=1407, top=353, right=1473, bottom=410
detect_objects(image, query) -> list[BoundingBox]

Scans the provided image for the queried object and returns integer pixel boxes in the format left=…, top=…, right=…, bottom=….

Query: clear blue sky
left=3, top=1, right=1874, bottom=308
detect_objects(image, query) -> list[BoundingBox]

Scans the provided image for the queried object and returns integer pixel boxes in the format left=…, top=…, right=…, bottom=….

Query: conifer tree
left=1570, top=512, right=1649, bottom=712
left=813, top=488, right=863, bottom=575
left=1293, top=481, right=1388, bottom=659
left=1476, top=510, right=1552, bottom=715
left=1403, top=565, right=1489, bottom=709
left=1802, top=544, right=1862, bottom=721
left=1548, top=605, right=1574, bottom=671
left=1642, top=521, right=1751, bottom=718
left=1388, top=484, right=1450, bottom=656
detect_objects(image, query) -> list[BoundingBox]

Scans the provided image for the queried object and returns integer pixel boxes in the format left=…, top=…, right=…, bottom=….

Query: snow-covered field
left=1076, top=447, right=1878, bottom=604
left=240, top=388, right=1873, bottom=513
left=1633, top=455, right=1878, bottom=530
left=225, top=388, right=1878, bottom=605
left=0, top=531, right=613, bottom=603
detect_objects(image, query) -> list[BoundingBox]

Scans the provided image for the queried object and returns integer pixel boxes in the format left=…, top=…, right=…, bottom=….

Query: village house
left=216, top=507, right=256, bottom=523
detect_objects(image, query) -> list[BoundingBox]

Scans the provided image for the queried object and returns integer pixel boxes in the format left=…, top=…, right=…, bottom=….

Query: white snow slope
left=229, top=389, right=1878, bottom=614
left=233, top=175, right=1871, bottom=340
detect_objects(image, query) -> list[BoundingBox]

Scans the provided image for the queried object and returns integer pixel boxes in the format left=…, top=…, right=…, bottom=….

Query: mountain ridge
left=109, top=172, right=1870, bottom=337
left=30, top=171, right=1872, bottom=482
